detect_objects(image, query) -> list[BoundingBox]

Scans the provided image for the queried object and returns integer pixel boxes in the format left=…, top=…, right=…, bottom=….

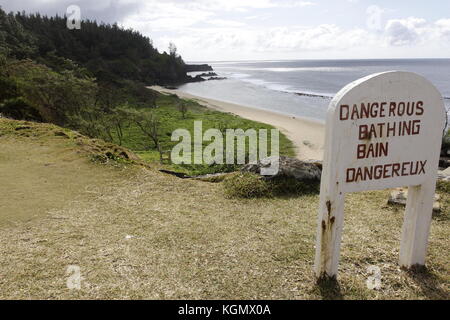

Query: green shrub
left=223, top=173, right=320, bottom=199
left=437, top=180, right=450, bottom=194
left=223, top=173, right=272, bottom=199
left=0, top=97, right=42, bottom=121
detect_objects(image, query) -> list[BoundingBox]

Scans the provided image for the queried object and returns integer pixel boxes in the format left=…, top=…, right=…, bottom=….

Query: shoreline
left=150, top=86, right=325, bottom=161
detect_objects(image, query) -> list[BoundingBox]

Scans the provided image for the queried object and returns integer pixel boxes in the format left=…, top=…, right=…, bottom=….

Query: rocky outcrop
left=185, top=64, right=213, bottom=72
left=186, top=75, right=206, bottom=83
left=207, top=77, right=227, bottom=81
left=198, top=72, right=218, bottom=77
left=241, top=156, right=322, bottom=182
left=441, top=133, right=450, bottom=169
left=442, top=136, right=450, bottom=157
left=388, top=188, right=441, bottom=213
left=438, top=167, right=450, bottom=182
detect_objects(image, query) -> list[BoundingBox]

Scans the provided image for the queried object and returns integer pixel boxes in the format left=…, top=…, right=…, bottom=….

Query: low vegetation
left=223, top=173, right=319, bottom=199
left=0, top=118, right=140, bottom=166
left=119, top=93, right=295, bottom=175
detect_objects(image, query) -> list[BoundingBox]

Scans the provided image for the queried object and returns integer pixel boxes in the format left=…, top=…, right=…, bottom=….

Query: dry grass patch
left=0, top=165, right=448, bottom=299
left=0, top=118, right=448, bottom=299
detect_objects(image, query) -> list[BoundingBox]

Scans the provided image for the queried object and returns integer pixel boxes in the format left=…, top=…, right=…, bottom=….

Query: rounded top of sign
left=329, top=71, right=445, bottom=117
left=324, top=70, right=446, bottom=193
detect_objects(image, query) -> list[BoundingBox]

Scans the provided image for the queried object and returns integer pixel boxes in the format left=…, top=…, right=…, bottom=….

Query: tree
left=7, top=7, right=189, bottom=85
left=0, top=9, right=36, bottom=59
left=66, top=105, right=106, bottom=139
left=168, top=42, right=177, bottom=58
left=125, top=108, right=161, bottom=152
left=107, top=105, right=132, bottom=145
left=178, top=100, right=188, bottom=119
left=5, top=59, right=97, bottom=125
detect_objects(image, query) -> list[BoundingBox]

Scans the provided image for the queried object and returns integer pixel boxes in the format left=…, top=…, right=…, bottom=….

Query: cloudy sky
left=1, top=0, right=450, bottom=61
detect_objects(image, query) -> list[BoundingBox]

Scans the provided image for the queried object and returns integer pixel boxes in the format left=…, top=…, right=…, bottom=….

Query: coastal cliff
left=185, top=64, right=214, bottom=72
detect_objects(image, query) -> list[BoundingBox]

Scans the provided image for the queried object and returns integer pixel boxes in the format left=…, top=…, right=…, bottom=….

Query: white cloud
left=114, top=1, right=449, bottom=60
left=435, top=19, right=450, bottom=41
left=206, top=19, right=246, bottom=27
left=366, top=5, right=385, bottom=31
left=150, top=15, right=450, bottom=60
left=144, top=0, right=316, bottom=12
left=1, top=0, right=449, bottom=60
left=385, top=17, right=427, bottom=46
left=121, top=1, right=215, bottom=32
left=383, top=17, right=450, bottom=49
left=152, top=23, right=380, bottom=60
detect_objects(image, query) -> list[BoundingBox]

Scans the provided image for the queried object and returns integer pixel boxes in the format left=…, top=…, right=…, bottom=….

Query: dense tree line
left=0, top=7, right=192, bottom=152
left=1, top=8, right=189, bottom=84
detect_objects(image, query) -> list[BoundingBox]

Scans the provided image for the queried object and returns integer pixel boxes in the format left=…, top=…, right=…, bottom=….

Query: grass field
left=113, top=93, right=296, bottom=175
left=0, top=118, right=448, bottom=300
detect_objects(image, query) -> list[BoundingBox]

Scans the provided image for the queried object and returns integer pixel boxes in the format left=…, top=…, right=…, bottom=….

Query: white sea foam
left=234, top=77, right=332, bottom=98
left=225, top=72, right=251, bottom=79
left=215, top=66, right=348, bottom=72
left=211, top=60, right=288, bottom=66
left=262, top=67, right=348, bottom=72
left=236, top=77, right=289, bottom=92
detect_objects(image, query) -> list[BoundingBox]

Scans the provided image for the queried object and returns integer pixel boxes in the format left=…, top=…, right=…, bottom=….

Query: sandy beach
left=150, top=86, right=325, bottom=161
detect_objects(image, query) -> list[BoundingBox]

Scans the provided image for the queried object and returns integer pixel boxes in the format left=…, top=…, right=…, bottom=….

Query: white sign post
left=314, top=71, right=446, bottom=279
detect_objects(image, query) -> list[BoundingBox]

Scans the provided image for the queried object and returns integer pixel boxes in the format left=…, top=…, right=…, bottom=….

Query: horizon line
left=187, top=57, right=450, bottom=64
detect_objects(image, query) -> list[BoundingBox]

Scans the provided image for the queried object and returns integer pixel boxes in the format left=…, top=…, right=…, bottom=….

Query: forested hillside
left=0, top=8, right=189, bottom=84
left=0, top=7, right=197, bottom=143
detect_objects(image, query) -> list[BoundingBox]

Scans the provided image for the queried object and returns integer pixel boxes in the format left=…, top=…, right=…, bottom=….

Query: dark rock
left=186, top=75, right=206, bottom=83
left=159, top=170, right=191, bottom=179
left=198, top=72, right=218, bottom=77
left=241, top=156, right=322, bottom=181
left=105, top=152, right=115, bottom=159
left=442, top=148, right=450, bottom=157
left=294, top=92, right=333, bottom=99
left=54, top=131, right=69, bottom=138
left=193, top=173, right=231, bottom=183
left=439, top=157, right=450, bottom=169
left=304, top=159, right=323, bottom=171
left=159, top=170, right=231, bottom=182
left=118, top=151, right=129, bottom=159
left=15, top=126, right=31, bottom=131
left=207, top=77, right=227, bottom=81
left=185, top=64, right=213, bottom=72
left=441, top=133, right=449, bottom=157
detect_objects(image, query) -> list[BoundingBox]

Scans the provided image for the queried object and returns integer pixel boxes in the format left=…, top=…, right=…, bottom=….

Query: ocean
left=179, top=59, right=450, bottom=124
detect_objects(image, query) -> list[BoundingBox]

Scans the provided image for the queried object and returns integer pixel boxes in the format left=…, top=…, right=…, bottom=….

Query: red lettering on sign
left=340, top=105, right=349, bottom=121
left=345, top=161, right=427, bottom=183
